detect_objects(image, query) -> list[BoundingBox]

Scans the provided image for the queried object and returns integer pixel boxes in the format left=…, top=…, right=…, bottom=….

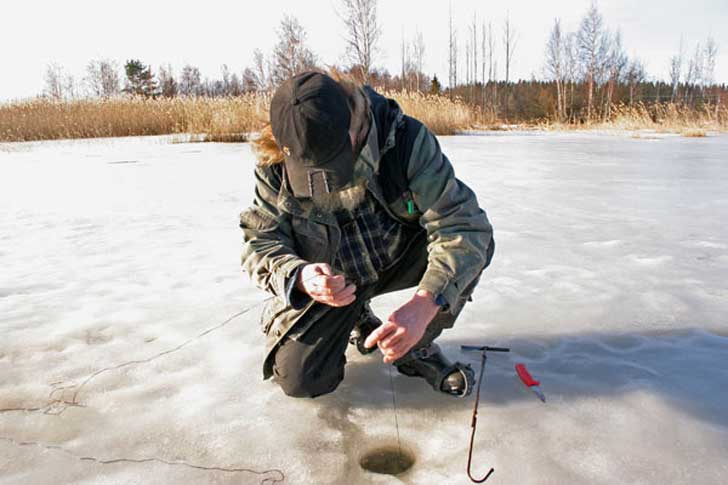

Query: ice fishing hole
left=359, top=445, right=415, bottom=475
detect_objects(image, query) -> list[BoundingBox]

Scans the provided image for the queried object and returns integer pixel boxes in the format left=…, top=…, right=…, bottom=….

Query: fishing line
left=386, top=362, right=405, bottom=466
left=303, top=269, right=405, bottom=463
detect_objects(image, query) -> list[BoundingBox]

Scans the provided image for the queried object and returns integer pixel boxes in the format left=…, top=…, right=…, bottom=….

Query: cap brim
left=284, top=140, right=354, bottom=199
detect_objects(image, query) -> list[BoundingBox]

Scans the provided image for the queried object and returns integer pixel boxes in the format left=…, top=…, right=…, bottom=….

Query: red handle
left=515, top=363, right=540, bottom=387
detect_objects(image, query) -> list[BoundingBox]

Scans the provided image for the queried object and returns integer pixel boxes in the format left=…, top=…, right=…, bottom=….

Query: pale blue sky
left=1, top=0, right=726, bottom=102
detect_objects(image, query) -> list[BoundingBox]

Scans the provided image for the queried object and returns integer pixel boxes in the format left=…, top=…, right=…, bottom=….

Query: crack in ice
left=0, top=300, right=268, bottom=416
left=0, top=436, right=285, bottom=484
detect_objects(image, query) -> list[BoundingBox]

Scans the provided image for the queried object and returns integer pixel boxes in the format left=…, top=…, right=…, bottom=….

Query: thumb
left=363, top=327, right=381, bottom=349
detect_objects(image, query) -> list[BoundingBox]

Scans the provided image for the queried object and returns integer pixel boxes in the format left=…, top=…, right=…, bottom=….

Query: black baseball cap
left=270, top=71, right=354, bottom=199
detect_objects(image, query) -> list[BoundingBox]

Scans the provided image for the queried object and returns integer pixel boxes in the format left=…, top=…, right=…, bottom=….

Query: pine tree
left=123, top=59, right=158, bottom=97
left=430, top=74, right=442, bottom=94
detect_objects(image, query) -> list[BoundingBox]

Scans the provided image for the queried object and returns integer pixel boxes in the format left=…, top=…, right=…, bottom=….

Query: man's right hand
left=296, top=263, right=356, bottom=307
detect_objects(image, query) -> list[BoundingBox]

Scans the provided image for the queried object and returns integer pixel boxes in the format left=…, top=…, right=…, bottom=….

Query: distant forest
left=32, top=1, right=727, bottom=125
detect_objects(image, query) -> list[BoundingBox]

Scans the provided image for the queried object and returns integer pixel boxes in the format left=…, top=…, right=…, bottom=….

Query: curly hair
left=251, top=68, right=370, bottom=167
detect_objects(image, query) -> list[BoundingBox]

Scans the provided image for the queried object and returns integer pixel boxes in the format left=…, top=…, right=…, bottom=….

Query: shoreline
left=2, top=126, right=726, bottom=149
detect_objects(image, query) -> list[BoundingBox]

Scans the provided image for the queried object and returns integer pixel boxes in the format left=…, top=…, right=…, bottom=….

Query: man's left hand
left=363, top=290, right=441, bottom=364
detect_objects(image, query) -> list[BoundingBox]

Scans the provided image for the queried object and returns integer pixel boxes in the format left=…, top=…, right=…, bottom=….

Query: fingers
left=307, top=276, right=349, bottom=297
left=299, top=263, right=358, bottom=307
left=312, top=283, right=357, bottom=307
left=378, top=327, right=406, bottom=350
left=381, top=340, right=411, bottom=363
left=309, top=274, right=346, bottom=296
left=302, top=263, right=349, bottom=294
left=364, top=321, right=397, bottom=349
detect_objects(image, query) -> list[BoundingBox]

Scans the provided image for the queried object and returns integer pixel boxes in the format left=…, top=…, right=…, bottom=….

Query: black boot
left=395, top=343, right=475, bottom=397
left=348, top=302, right=382, bottom=355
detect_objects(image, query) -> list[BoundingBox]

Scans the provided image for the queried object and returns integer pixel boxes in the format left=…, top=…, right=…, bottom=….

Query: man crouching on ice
left=239, top=71, right=494, bottom=398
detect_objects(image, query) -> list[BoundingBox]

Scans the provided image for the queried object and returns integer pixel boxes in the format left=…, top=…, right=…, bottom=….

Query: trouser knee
left=273, top=352, right=345, bottom=399
left=276, top=371, right=343, bottom=398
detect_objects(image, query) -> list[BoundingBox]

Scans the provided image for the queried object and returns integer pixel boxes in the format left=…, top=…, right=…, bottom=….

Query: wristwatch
left=434, top=294, right=449, bottom=311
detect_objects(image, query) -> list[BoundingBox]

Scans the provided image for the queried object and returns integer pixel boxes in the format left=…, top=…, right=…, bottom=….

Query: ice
left=1, top=132, right=727, bottom=484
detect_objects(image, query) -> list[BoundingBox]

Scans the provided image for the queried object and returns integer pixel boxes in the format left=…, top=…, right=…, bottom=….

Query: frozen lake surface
left=1, top=131, right=727, bottom=484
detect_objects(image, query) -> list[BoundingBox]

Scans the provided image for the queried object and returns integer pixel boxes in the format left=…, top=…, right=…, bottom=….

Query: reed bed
left=2, top=93, right=723, bottom=143
left=541, top=102, right=728, bottom=136
left=0, top=91, right=474, bottom=143
left=0, top=94, right=270, bottom=143
left=384, top=91, right=476, bottom=135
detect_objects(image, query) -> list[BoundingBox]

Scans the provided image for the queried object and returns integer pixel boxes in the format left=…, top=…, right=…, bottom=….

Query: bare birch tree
left=576, top=1, right=606, bottom=120
left=44, top=63, right=78, bottom=100
left=84, top=59, right=121, bottom=98
left=64, top=75, right=78, bottom=99
left=684, top=42, right=704, bottom=103
left=158, top=64, right=178, bottom=97
left=471, top=13, right=478, bottom=86
left=337, top=0, right=382, bottom=81
left=481, top=21, right=487, bottom=109
left=563, top=32, right=578, bottom=121
left=544, top=18, right=566, bottom=120
left=448, top=3, right=458, bottom=93
left=502, top=12, right=517, bottom=85
left=465, top=40, right=471, bottom=86
left=271, top=14, right=318, bottom=85
left=624, top=58, right=646, bottom=105
left=603, top=30, right=627, bottom=119
left=411, top=29, right=426, bottom=91
left=179, top=65, right=202, bottom=96
left=669, top=37, right=684, bottom=102
left=692, top=42, right=704, bottom=89
left=486, top=21, right=496, bottom=113
left=244, top=48, right=273, bottom=92
left=487, top=22, right=495, bottom=83
left=221, top=64, right=232, bottom=95
left=502, top=11, right=517, bottom=118
left=401, top=28, right=406, bottom=89
left=703, top=36, right=718, bottom=106
left=44, top=63, right=67, bottom=100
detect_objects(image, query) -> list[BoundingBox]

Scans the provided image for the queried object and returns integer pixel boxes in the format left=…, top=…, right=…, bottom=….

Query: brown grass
left=3, top=94, right=723, bottom=143
left=0, top=91, right=475, bottom=143
left=541, top=102, right=728, bottom=134
left=680, top=129, right=707, bottom=137
left=0, top=94, right=270, bottom=143
left=384, top=91, right=476, bottom=135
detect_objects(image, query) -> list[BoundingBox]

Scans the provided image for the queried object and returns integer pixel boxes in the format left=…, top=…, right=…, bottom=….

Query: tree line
left=39, top=1, right=723, bottom=124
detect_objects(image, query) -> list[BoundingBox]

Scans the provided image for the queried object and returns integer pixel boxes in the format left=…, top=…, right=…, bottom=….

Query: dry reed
left=541, top=102, right=728, bottom=135
left=0, top=91, right=474, bottom=143
left=0, top=94, right=270, bottom=143
left=384, top=91, right=476, bottom=135
left=4, top=94, right=721, bottom=143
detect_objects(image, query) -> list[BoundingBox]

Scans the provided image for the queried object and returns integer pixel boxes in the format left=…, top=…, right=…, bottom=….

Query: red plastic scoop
left=515, top=363, right=546, bottom=402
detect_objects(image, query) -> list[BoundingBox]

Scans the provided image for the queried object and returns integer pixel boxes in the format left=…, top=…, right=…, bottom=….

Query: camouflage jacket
left=239, top=86, right=494, bottom=380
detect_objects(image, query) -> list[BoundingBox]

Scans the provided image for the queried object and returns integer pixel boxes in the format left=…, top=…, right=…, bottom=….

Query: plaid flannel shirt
left=332, top=189, right=416, bottom=286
